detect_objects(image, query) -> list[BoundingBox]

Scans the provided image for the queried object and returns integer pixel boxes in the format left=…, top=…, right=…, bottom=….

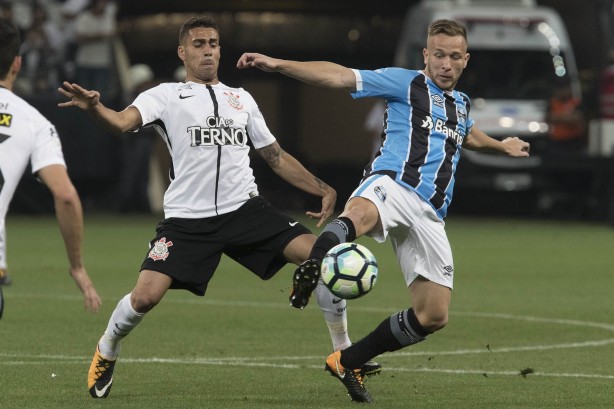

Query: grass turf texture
left=0, top=214, right=613, bottom=409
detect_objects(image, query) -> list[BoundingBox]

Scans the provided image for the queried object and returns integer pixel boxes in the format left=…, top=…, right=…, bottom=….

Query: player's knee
left=416, top=308, right=448, bottom=332
left=429, top=313, right=448, bottom=332
left=130, top=291, right=160, bottom=313
left=342, top=201, right=378, bottom=236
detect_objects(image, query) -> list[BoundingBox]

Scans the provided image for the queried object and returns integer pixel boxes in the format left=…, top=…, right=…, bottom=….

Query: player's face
left=423, top=34, right=469, bottom=91
left=178, top=27, right=221, bottom=84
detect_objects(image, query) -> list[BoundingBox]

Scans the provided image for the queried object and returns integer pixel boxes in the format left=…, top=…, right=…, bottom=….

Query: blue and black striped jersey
left=352, top=68, right=474, bottom=219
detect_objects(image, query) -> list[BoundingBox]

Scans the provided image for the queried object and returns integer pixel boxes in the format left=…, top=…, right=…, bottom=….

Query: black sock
left=308, top=217, right=357, bottom=262
left=340, top=308, right=430, bottom=369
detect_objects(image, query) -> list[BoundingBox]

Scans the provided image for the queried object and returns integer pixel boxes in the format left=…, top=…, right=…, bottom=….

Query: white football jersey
left=132, top=81, right=276, bottom=219
left=0, top=88, right=66, bottom=268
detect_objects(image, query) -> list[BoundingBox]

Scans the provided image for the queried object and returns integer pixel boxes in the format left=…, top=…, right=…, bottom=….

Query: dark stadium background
left=10, top=0, right=614, bottom=224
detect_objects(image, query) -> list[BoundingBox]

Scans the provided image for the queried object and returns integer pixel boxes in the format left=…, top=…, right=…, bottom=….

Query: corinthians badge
left=224, top=91, right=244, bottom=110
left=148, top=237, right=173, bottom=261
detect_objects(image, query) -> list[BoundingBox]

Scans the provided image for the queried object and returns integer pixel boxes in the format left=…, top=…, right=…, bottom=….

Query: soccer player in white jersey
left=238, top=19, right=531, bottom=402
left=58, top=15, right=380, bottom=399
left=0, top=18, right=101, bottom=318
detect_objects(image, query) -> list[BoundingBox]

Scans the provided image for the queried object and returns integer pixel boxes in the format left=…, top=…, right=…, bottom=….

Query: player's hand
left=306, top=186, right=337, bottom=228
left=501, top=136, right=530, bottom=157
left=57, top=82, right=101, bottom=110
left=69, top=266, right=102, bottom=313
left=83, top=285, right=102, bottom=313
left=236, top=53, right=280, bottom=72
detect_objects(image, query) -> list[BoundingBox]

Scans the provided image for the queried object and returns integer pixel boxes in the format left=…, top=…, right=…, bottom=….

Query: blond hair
left=428, top=19, right=467, bottom=43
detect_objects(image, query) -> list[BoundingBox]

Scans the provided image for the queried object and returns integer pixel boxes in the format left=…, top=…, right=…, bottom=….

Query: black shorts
left=140, top=196, right=311, bottom=296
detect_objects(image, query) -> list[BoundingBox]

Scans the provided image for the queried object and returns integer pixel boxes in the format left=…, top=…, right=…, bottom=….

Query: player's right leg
left=0, top=267, right=11, bottom=286
left=290, top=216, right=357, bottom=309
left=88, top=270, right=171, bottom=398
left=291, top=196, right=380, bottom=309
left=0, top=225, right=11, bottom=286
left=0, top=245, right=10, bottom=318
left=0, top=266, right=7, bottom=321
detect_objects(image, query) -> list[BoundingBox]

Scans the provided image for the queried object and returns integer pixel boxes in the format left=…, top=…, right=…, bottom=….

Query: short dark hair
left=179, top=15, right=219, bottom=44
left=0, top=18, right=20, bottom=79
left=428, top=19, right=467, bottom=43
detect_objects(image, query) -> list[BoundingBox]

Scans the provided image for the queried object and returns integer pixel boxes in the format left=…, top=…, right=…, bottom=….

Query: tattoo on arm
left=315, top=177, right=329, bottom=191
left=260, top=144, right=283, bottom=168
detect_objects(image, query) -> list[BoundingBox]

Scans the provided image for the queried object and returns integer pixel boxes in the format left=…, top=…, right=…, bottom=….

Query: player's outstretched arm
left=257, top=141, right=336, bottom=227
left=237, top=53, right=356, bottom=90
left=464, top=125, right=530, bottom=157
left=38, top=164, right=102, bottom=313
left=57, top=81, right=142, bottom=134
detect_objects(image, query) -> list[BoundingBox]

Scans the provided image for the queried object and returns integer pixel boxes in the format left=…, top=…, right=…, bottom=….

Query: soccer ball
left=321, top=243, right=378, bottom=300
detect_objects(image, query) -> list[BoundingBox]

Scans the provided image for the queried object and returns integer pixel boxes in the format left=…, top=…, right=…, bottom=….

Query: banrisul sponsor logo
left=421, top=116, right=464, bottom=145
left=188, top=116, right=247, bottom=147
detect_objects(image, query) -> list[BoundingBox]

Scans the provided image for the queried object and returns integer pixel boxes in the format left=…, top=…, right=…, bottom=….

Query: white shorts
left=351, top=174, right=454, bottom=289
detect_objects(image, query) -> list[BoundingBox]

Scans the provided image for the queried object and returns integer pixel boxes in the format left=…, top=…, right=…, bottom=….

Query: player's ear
left=12, top=55, right=21, bottom=74
left=177, top=45, right=185, bottom=62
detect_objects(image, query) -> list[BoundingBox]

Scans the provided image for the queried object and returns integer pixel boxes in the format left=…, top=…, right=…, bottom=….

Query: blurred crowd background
left=7, top=0, right=614, bottom=224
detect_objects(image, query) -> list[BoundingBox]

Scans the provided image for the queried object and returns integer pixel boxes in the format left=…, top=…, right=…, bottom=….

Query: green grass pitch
left=0, top=214, right=613, bottom=409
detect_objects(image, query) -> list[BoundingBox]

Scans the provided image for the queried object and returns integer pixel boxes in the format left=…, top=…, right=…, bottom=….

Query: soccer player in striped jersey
left=0, top=18, right=101, bottom=319
left=238, top=19, right=530, bottom=403
left=59, top=15, right=379, bottom=399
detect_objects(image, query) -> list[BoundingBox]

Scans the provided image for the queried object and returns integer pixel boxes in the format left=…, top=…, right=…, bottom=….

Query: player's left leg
left=324, top=283, right=446, bottom=401
left=327, top=279, right=449, bottom=395
left=409, top=277, right=451, bottom=331
left=334, top=197, right=454, bottom=369
left=324, top=185, right=453, bottom=401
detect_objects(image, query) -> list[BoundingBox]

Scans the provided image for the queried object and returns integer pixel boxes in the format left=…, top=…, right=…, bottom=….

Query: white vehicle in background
left=395, top=0, right=581, bottom=196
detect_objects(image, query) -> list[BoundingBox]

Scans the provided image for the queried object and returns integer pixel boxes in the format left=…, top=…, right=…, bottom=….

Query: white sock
left=314, top=279, right=351, bottom=351
left=98, top=293, right=144, bottom=359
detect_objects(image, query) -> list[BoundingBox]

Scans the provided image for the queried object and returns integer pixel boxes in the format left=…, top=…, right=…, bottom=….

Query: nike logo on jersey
left=332, top=298, right=343, bottom=304
left=179, top=94, right=195, bottom=99
left=289, top=221, right=298, bottom=227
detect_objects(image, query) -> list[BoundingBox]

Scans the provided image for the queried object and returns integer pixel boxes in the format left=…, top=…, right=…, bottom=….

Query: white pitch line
left=2, top=336, right=614, bottom=364
left=3, top=295, right=614, bottom=380
left=390, top=338, right=614, bottom=357
left=6, top=292, right=614, bottom=331
left=453, top=311, right=614, bottom=332
left=382, top=367, right=614, bottom=380
left=1, top=355, right=614, bottom=380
